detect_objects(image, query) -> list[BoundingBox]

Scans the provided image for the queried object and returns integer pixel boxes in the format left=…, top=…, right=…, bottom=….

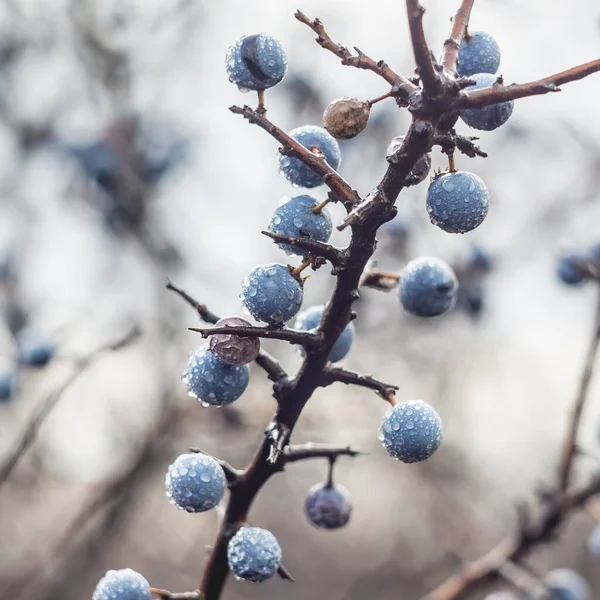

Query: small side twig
left=277, top=563, right=296, bottom=582
left=359, top=268, right=400, bottom=291
left=441, top=0, right=475, bottom=72
left=151, top=589, right=201, bottom=600
left=284, top=442, right=365, bottom=463
left=433, top=131, right=488, bottom=159
left=166, top=279, right=219, bottom=324
left=320, top=365, right=399, bottom=400
left=261, top=230, right=346, bottom=266
left=188, top=447, right=243, bottom=484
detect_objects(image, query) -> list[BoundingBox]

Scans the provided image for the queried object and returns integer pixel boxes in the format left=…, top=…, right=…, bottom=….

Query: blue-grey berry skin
left=378, top=400, right=443, bottom=463
left=92, top=568, right=151, bottom=600
left=165, top=452, right=226, bottom=513
left=268, top=195, right=333, bottom=256
left=227, top=526, right=282, bottom=583
left=183, top=348, right=249, bottom=406
left=426, top=170, right=490, bottom=234
left=0, top=370, right=17, bottom=402
left=225, top=33, right=287, bottom=91
left=457, top=31, right=501, bottom=77
left=278, top=126, right=341, bottom=188
left=305, top=482, right=352, bottom=530
left=399, top=257, right=458, bottom=318
left=17, top=338, right=54, bottom=368
left=294, top=304, right=355, bottom=362
left=240, top=263, right=303, bottom=324
left=588, top=525, right=600, bottom=557
left=543, top=569, right=591, bottom=600
left=460, top=73, right=514, bottom=131
left=557, top=253, right=588, bottom=286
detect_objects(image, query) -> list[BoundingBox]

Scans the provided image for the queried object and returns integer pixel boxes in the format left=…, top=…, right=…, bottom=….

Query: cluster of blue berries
left=556, top=243, right=600, bottom=287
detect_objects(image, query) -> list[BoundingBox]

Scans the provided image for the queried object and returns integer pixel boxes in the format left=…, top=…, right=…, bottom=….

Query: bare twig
left=284, top=442, right=365, bottom=463
left=151, top=589, right=201, bottom=600
left=277, top=563, right=296, bottom=582
left=0, top=326, right=141, bottom=489
left=320, top=365, right=399, bottom=400
left=189, top=447, right=243, bottom=483
left=261, top=230, right=346, bottom=266
left=405, top=0, right=442, bottom=97
left=189, top=325, right=322, bottom=349
left=441, top=0, right=476, bottom=72
left=557, top=283, right=600, bottom=489
left=166, top=279, right=219, bottom=324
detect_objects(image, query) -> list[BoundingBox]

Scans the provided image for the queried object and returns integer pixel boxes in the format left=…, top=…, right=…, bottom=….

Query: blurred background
left=0, top=1, right=599, bottom=599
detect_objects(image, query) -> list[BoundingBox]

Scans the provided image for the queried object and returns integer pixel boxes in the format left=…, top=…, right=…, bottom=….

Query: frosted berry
left=17, top=330, right=54, bottom=368
left=268, top=195, right=333, bottom=256
left=92, top=568, right=151, bottom=600
left=426, top=170, right=489, bottom=234
left=225, top=33, right=287, bottom=91
left=386, top=136, right=431, bottom=185
left=323, top=97, right=370, bottom=140
left=305, top=482, right=352, bottom=529
left=227, top=526, right=282, bottom=583
left=379, top=399, right=443, bottom=463
left=399, top=257, right=458, bottom=317
left=460, top=73, right=514, bottom=131
left=165, top=452, right=226, bottom=513
left=543, top=569, right=591, bottom=600
left=183, top=347, right=249, bottom=406
left=209, top=317, right=260, bottom=366
left=294, top=304, right=354, bottom=362
left=457, top=31, right=501, bottom=77
left=278, top=125, right=341, bottom=188
left=557, top=253, right=588, bottom=286
left=588, top=525, right=600, bottom=557
left=241, top=263, right=303, bottom=324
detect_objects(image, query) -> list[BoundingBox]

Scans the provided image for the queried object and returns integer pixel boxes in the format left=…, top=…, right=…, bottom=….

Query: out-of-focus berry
left=460, top=73, right=514, bottom=131
left=305, top=482, right=352, bottom=529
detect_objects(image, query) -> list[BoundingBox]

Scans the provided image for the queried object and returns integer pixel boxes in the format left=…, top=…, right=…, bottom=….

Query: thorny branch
left=441, top=0, right=475, bottom=72
left=261, top=230, right=346, bottom=266
left=284, top=442, right=365, bottom=463
left=320, top=365, right=399, bottom=401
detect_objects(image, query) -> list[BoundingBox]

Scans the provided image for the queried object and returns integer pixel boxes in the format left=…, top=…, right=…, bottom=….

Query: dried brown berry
left=323, top=97, right=370, bottom=140
left=209, top=317, right=260, bottom=366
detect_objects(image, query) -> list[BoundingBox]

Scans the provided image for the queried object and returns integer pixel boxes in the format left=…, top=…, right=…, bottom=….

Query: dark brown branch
left=151, top=589, right=201, bottom=600
left=189, top=325, right=322, bottom=349
left=277, top=563, right=296, bottom=582
left=433, top=131, right=488, bottom=159
left=261, top=230, right=346, bottom=266
left=320, top=365, right=398, bottom=400
left=229, top=105, right=360, bottom=210
left=457, top=57, right=600, bottom=108
left=294, top=10, right=417, bottom=101
left=189, top=447, right=243, bottom=483
left=441, top=0, right=475, bottom=72
left=359, top=268, right=400, bottom=291
left=405, top=0, right=442, bottom=97
left=166, top=279, right=287, bottom=383
left=557, top=284, right=600, bottom=489
left=0, top=326, right=141, bottom=489
left=284, top=442, right=365, bottom=463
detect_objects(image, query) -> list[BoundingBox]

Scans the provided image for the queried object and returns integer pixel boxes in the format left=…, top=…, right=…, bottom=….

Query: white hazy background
left=0, top=1, right=599, bottom=599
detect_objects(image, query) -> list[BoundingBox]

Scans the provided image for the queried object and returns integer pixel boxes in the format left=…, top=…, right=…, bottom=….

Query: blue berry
left=543, top=569, right=591, bottom=600
left=0, top=370, right=17, bottom=402
left=426, top=171, right=490, bottom=234
left=17, top=332, right=54, bottom=368
left=183, top=347, right=249, bottom=406
left=460, top=73, right=514, bottom=131
left=278, top=126, right=341, bottom=188
left=268, top=195, right=333, bottom=256
left=240, top=263, right=303, bottom=324
left=305, top=482, right=352, bottom=529
left=557, top=253, right=588, bottom=286
left=92, top=568, right=151, bottom=600
left=226, top=33, right=287, bottom=91
left=294, top=304, right=354, bottom=362
left=399, top=257, right=458, bottom=317
left=483, top=593, right=523, bottom=600
left=457, top=31, right=501, bottom=77
left=588, top=525, right=600, bottom=557
left=209, top=317, right=260, bottom=366
left=227, top=526, right=282, bottom=583
left=165, top=452, right=226, bottom=513
left=378, top=399, right=443, bottom=463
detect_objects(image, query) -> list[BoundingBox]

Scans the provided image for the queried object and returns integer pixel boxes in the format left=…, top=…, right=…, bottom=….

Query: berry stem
left=387, top=391, right=397, bottom=406
left=311, top=198, right=331, bottom=214
left=257, top=90, right=266, bottom=114
left=325, top=456, right=336, bottom=488
left=463, top=26, right=472, bottom=41
left=292, top=257, right=313, bottom=278
left=367, top=91, right=393, bottom=107
left=447, top=152, right=456, bottom=172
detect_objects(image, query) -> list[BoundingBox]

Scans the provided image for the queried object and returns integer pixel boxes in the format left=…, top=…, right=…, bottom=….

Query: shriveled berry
left=460, top=73, right=514, bottom=131
left=92, top=568, right=151, bottom=600
left=240, top=263, right=303, bottom=324
left=294, top=304, right=354, bottom=362
left=209, top=317, right=260, bottom=366
left=227, top=526, right=282, bottom=583
left=278, top=125, right=341, bottom=188
left=305, top=482, right=352, bottom=529
left=543, top=569, right=591, bottom=600
left=183, top=347, right=249, bottom=406
left=226, top=33, right=287, bottom=91
left=457, top=31, right=501, bottom=77
left=426, top=170, right=489, bottom=234
left=378, top=399, right=443, bottom=463
left=557, top=253, right=589, bottom=286
left=399, top=257, right=458, bottom=317
left=323, top=97, right=370, bottom=140
left=268, top=195, right=332, bottom=256
left=386, top=136, right=431, bottom=185
left=165, top=452, right=226, bottom=513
